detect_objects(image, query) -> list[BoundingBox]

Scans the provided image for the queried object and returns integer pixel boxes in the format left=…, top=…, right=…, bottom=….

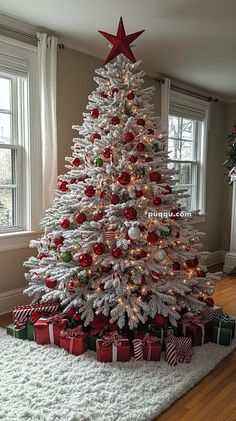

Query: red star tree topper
left=99, top=17, right=145, bottom=64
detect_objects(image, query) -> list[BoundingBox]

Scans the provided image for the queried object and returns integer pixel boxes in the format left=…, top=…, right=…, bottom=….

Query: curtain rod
left=0, top=23, right=65, bottom=50
left=155, top=77, right=218, bottom=103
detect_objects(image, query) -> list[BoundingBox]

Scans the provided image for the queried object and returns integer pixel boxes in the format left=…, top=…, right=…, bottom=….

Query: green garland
left=224, top=125, right=236, bottom=183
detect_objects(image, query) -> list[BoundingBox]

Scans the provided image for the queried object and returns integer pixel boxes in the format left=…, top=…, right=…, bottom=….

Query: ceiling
left=0, top=0, right=235, bottom=100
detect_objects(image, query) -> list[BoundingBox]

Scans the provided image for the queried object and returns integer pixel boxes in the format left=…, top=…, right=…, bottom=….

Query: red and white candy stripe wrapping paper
left=13, top=302, right=59, bottom=324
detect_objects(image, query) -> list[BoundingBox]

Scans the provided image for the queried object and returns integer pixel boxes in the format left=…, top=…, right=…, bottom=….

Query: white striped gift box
left=13, top=303, right=59, bottom=324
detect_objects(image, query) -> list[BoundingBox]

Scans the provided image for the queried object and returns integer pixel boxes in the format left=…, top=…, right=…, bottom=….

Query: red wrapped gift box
left=178, top=315, right=212, bottom=346
left=134, top=333, right=161, bottom=361
left=60, top=326, right=87, bottom=356
left=35, top=315, right=67, bottom=346
left=96, top=331, right=130, bottom=363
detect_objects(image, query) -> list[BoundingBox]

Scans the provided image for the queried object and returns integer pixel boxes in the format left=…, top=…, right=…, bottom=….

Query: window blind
left=169, top=90, right=209, bottom=121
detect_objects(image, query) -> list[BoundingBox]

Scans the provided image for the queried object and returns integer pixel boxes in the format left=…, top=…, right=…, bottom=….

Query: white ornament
left=128, top=226, right=141, bottom=240
left=154, top=250, right=167, bottom=262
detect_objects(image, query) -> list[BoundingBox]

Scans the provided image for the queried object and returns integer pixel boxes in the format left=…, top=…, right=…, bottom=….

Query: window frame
left=168, top=102, right=209, bottom=222
left=0, top=35, right=42, bottom=251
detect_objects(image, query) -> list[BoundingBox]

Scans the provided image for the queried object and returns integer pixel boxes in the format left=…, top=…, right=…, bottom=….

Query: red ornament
left=124, top=207, right=137, bottom=220
left=99, top=17, right=145, bottom=65
left=66, top=306, right=76, bottom=317
left=147, top=232, right=159, bottom=244
left=136, top=142, right=145, bottom=152
left=94, top=212, right=104, bottom=222
left=103, top=147, right=112, bottom=158
left=100, top=91, right=108, bottom=98
left=205, top=297, right=214, bottom=307
left=153, top=196, right=162, bottom=206
left=186, top=257, right=199, bottom=268
left=162, top=185, right=172, bottom=195
left=118, top=172, right=131, bottom=185
left=136, top=118, right=145, bottom=127
left=151, top=271, right=160, bottom=282
left=145, top=157, right=153, bottom=162
left=147, top=128, right=154, bottom=135
left=101, top=264, right=112, bottom=273
left=111, top=116, right=120, bottom=125
left=72, top=313, right=81, bottom=322
left=135, top=189, right=143, bottom=198
left=93, top=243, right=106, bottom=255
left=90, top=133, right=101, bottom=143
left=53, top=236, right=64, bottom=247
left=60, top=219, right=70, bottom=229
left=125, top=132, right=135, bottom=142
left=110, top=194, right=120, bottom=204
left=84, top=185, right=95, bottom=197
left=111, top=88, right=119, bottom=96
left=58, top=181, right=68, bottom=192
left=112, top=247, right=122, bottom=258
left=129, top=155, right=138, bottom=163
left=154, top=314, right=168, bottom=327
left=71, top=157, right=81, bottom=167
left=100, top=191, right=106, bottom=199
left=170, top=209, right=181, bottom=221
left=45, top=278, right=57, bottom=289
left=173, top=262, right=181, bottom=271
left=136, top=249, right=147, bottom=260
left=78, top=253, right=92, bottom=267
left=90, top=108, right=99, bottom=119
left=196, top=269, right=206, bottom=278
left=127, top=92, right=135, bottom=100
left=75, top=212, right=86, bottom=224
left=38, top=253, right=47, bottom=260
left=149, top=171, right=161, bottom=183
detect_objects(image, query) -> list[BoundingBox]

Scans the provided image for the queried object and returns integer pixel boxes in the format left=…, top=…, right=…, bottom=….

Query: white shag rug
left=0, top=329, right=236, bottom=421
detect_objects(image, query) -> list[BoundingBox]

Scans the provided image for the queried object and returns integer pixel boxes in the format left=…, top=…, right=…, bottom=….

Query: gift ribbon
left=142, top=334, right=159, bottom=361
left=47, top=314, right=68, bottom=329
left=48, top=323, right=54, bottom=345
left=178, top=349, right=192, bottom=363
left=181, top=316, right=205, bottom=345
left=216, top=325, right=232, bottom=345
left=14, top=321, right=26, bottom=329
left=101, top=332, right=126, bottom=362
left=61, top=326, right=85, bottom=354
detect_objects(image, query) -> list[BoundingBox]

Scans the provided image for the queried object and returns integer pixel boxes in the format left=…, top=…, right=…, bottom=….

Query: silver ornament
left=128, top=226, right=141, bottom=240
left=154, top=250, right=167, bottom=262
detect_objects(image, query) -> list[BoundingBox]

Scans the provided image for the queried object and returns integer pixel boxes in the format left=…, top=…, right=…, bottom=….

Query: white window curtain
left=37, top=33, right=58, bottom=211
left=160, top=77, right=171, bottom=133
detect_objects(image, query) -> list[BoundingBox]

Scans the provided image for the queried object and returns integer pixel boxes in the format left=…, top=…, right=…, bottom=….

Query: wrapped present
left=211, top=325, right=233, bottom=346
left=199, top=305, right=223, bottom=321
left=178, top=349, right=193, bottom=363
left=213, top=315, right=235, bottom=339
left=26, top=321, right=35, bottom=341
left=34, top=314, right=67, bottom=346
left=148, top=325, right=167, bottom=346
left=165, top=329, right=177, bottom=366
left=177, top=336, right=192, bottom=351
left=96, top=331, right=130, bottom=363
left=134, top=333, right=161, bottom=361
left=133, top=339, right=144, bottom=361
left=178, top=315, right=212, bottom=346
left=87, top=314, right=118, bottom=350
left=6, top=323, right=27, bottom=340
left=60, top=326, right=87, bottom=355
left=13, top=302, right=59, bottom=325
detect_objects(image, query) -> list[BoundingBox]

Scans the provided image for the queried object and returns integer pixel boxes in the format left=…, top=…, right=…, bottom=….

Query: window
left=0, top=74, right=27, bottom=231
left=168, top=90, right=209, bottom=215
left=0, top=35, right=41, bottom=251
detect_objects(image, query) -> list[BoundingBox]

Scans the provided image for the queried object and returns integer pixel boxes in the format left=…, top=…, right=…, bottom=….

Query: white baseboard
left=205, top=250, right=227, bottom=267
left=0, top=287, right=30, bottom=315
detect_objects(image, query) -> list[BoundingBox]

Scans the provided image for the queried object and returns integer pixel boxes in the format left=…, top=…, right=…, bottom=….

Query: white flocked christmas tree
left=24, top=18, right=220, bottom=330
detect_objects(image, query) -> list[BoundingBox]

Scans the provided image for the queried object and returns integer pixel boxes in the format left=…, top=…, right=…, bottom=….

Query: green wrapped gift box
left=27, top=321, right=35, bottom=341
left=211, top=325, right=232, bottom=346
left=6, top=324, right=27, bottom=340
left=148, top=325, right=167, bottom=345
left=213, top=315, right=235, bottom=339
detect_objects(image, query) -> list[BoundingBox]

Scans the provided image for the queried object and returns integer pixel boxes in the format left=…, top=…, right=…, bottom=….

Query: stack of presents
left=6, top=301, right=235, bottom=364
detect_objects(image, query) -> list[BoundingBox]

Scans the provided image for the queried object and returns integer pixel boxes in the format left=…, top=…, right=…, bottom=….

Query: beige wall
left=0, top=46, right=232, bottom=296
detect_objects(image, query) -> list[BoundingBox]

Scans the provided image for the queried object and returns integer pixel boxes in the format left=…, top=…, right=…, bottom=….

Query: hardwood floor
left=0, top=273, right=236, bottom=421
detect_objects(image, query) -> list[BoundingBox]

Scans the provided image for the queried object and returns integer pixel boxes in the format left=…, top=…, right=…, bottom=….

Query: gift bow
left=101, top=332, right=124, bottom=347
left=142, top=333, right=159, bottom=346
left=60, top=326, right=84, bottom=338
left=178, top=349, right=192, bottom=363
left=14, top=320, right=26, bottom=329
left=181, top=316, right=205, bottom=345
